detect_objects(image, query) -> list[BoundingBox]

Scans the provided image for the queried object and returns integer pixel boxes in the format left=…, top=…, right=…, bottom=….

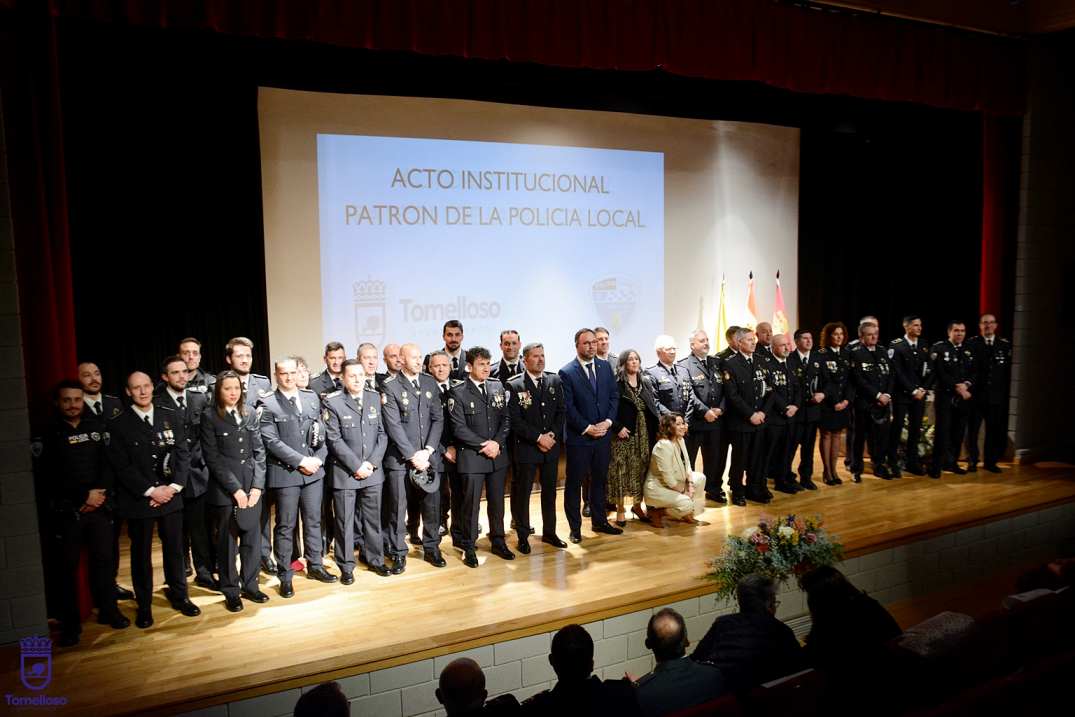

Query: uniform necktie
left=670, top=364, right=678, bottom=378
left=479, top=383, right=488, bottom=401
left=333, top=377, right=342, bottom=390
left=987, top=338, right=993, bottom=346
left=586, top=362, right=597, bottom=392
left=229, top=409, right=239, bottom=425
left=452, top=356, right=459, bottom=371
left=93, top=402, right=102, bottom=417
left=537, top=376, right=545, bottom=394
left=143, top=414, right=152, bottom=427
left=176, top=395, right=186, bottom=411
left=288, top=396, right=297, bottom=412
left=412, top=378, right=420, bottom=392
left=746, top=357, right=753, bottom=366
left=439, top=383, right=448, bottom=395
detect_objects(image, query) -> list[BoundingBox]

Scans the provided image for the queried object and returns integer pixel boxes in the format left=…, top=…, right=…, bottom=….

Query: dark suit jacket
left=930, top=340, right=975, bottom=397
left=106, top=406, right=189, bottom=519
left=558, top=357, right=618, bottom=447
left=323, top=388, right=388, bottom=490
left=380, top=372, right=444, bottom=473
left=636, top=657, right=726, bottom=717
left=200, top=406, right=266, bottom=507
left=692, top=611, right=807, bottom=693
left=448, top=380, right=511, bottom=473
left=154, top=389, right=209, bottom=498
left=507, top=371, right=565, bottom=464
left=610, top=374, right=661, bottom=450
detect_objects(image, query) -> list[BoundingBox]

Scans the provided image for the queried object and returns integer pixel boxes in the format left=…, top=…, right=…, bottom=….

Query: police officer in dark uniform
left=200, top=371, right=268, bottom=612
left=179, top=337, right=216, bottom=396
left=722, top=329, right=772, bottom=506
left=428, top=351, right=465, bottom=547
left=449, top=346, right=513, bottom=567
left=788, top=329, right=823, bottom=490
left=324, top=359, right=390, bottom=582
left=849, top=322, right=894, bottom=482
left=887, top=316, right=932, bottom=476
left=155, top=355, right=215, bottom=589
left=965, top=314, right=1011, bottom=473
left=508, top=342, right=567, bottom=553
left=381, top=344, right=445, bottom=571
left=38, top=380, right=129, bottom=645
left=755, top=322, right=775, bottom=364
left=930, top=321, right=976, bottom=478
left=258, top=357, right=337, bottom=598
left=424, top=320, right=467, bottom=381
left=763, top=334, right=801, bottom=494
left=678, top=330, right=726, bottom=503
left=225, top=336, right=272, bottom=408
left=712, top=327, right=741, bottom=492
left=106, top=371, right=200, bottom=628
left=308, top=341, right=347, bottom=398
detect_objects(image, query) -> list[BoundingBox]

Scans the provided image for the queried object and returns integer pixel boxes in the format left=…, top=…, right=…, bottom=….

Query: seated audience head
left=819, top=321, right=848, bottom=349
left=549, top=624, right=595, bottom=682
left=294, top=681, right=349, bottom=717
left=436, top=658, right=487, bottom=716
left=800, top=565, right=861, bottom=623
left=736, top=573, right=779, bottom=616
left=646, top=608, right=689, bottom=663
left=656, top=412, right=685, bottom=441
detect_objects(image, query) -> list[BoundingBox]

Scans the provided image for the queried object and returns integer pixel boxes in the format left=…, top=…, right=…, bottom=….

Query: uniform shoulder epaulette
left=999, top=337, right=1010, bottom=343
left=450, top=378, right=465, bottom=387
left=298, top=387, right=316, bottom=395
left=891, top=337, right=904, bottom=344
left=157, top=404, right=175, bottom=413
left=383, top=374, right=397, bottom=383
left=258, top=389, right=274, bottom=398
left=324, top=390, right=342, bottom=399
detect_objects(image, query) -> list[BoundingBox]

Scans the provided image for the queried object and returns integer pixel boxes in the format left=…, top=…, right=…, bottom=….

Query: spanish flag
left=715, top=275, right=729, bottom=351
left=772, top=270, right=790, bottom=335
left=745, top=271, right=759, bottom=329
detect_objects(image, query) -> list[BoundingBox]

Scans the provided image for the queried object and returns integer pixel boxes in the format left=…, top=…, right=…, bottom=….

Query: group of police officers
left=37, top=314, right=1011, bottom=646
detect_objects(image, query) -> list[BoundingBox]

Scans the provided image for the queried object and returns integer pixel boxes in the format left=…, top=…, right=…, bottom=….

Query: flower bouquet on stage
left=708, top=515, right=844, bottom=600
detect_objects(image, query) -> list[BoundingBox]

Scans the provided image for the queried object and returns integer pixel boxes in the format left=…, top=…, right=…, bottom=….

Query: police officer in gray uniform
left=678, top=330, right=726, bottom=502
left=324, top=359, right=390, bottom=580
left=258, top=357, right=337, bottom=598
left=449, top=346, right=513, bottom=568
left=646, top=334, right=706, bottom=424
left=308, top=341, right=347, bottom=398
left=381, top=344, right=445, bottom=570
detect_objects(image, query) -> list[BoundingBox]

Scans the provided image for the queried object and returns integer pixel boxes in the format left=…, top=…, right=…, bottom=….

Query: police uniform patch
left=381, top=393, right=388, bottom=405
left=256, top=405, right=264, bottom=420
left=887, top=348, right=895, bottom=359
left=323, top=408, right=330, bottom=422
left=448, top=397, right=455, bottom=412
left=723, top=371, right=731, bottom=381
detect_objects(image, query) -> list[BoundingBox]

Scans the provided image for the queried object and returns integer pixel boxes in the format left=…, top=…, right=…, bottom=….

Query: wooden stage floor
left=3, top=460, right=1074, bottom=715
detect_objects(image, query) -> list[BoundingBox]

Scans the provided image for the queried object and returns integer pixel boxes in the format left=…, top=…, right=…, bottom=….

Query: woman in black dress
left=818, top=322, right=852, bottom=485
left=608, top=349, right=662, bottom=526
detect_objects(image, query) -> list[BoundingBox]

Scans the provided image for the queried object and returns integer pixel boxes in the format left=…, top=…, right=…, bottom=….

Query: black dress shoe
left=115, top=584, right=135, bottom=601
left=774, top=482, right=797, bottom=495
left=463, top=549, right=479, bottom=568
left=279, top=580, right=295, bottom=598
left=582, top=503, right=591, bottom=518
left=194, top=575, right=220, bottom=591
left=340, top=571, right=355, bottom=585
left=135, top=610, right=154, bottom=629
left=542, top=535, right=568, bottom=548
left=705, top=492, right=727, bottom=504
left=947, top=464, right=967, bottom=475
left=491, top=544, right=515, bottom=560
left=852, top=473, right=863, bottom=483
left=614, top=519, right=627, bottom=527
left=890, top=468, right=903, bottom=479
left=241, top=589, right=270, bottom=604
left=830, top=474, right=844, bottom=485
left=569, top=532, right=582, bottom=544
left=172, top=598, right=202, bottom=617
left=97, top=611, right=130, bottom=629
left=439, top=525, right=448, bottom=536
left=985, top=464, right=1002, bottom=473
left=58, top=632, right=80, bottom=647
left=517, top=540, right=531, bottom=555
left=746, top=493, right=771, bottom=504
left=905, top=465, right=926, bottom=476
left=424, top=552, right=447, bottom=568
left=260, top=557, right=278, bottom=576
left=390, top=556, right=407, bottom=575
left=967, top=462, right=978, bottom=472
left=307, top=566, right=338, bottom=583
left=369, top=563, right=391, bottom=577
left=592, top=523, right=624, bottom=535
left=224, top=595, right=244, bottom=612
left=800, top=480, right=818, bottom=491
left=409, top=533, right=422, bottom=546
left=928, top=470, right=941, bottom=479
left=731, top=495, right=747, bottom=507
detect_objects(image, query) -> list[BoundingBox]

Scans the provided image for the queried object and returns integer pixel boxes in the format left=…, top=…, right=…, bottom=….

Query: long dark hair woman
left=201, top=370, right=268, bottom=612
left=817, top=322, right=852, bottom=485
left=608, top=349, right=661, bottom=526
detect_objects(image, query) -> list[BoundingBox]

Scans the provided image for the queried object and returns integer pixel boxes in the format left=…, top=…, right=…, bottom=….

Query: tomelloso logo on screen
left=354, top=278, right=387, bottom=346
left=4, top=636, right=70, bottom=708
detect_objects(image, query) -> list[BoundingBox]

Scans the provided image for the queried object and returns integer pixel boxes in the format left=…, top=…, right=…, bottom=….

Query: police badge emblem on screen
left=354, top=278, right=387, bottom=346
left=592, top=277, right=638, bottom=333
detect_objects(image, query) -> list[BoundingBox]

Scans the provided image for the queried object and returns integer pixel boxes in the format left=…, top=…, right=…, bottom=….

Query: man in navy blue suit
left=558, top=328, right=624, bottom=542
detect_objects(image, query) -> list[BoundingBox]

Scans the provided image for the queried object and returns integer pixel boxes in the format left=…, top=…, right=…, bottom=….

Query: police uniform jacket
left=678, top=353, right=724, bottom=432
left=106, top=406, right=189, bottom=519
left=646, top=362, right=707, bottom=423
left=507, top=371, right=565, bottom=464
left=435, top=379, right=463, bottom=461
left=154, top=390, right=209, bottom=498
left=241, top=373, right=272, bottom=407
left=37, top=415, right=111, bottom=514
left=722, top=353, right=773, bottom=433
left=788, top=351, right=823, bottom=422
left=966, top=335, right=1012, bottom=406
left=323, top=388, right=387, bottom=490
left=308, top=370, right=343, bottom=398
left=200, top=406, right=266, bottom=507
left=491, top=358, right=523, bottom=387
left=930, top=341, right=975, bottom=396
left=258, top=388, right=328, bottom=488
left=764, top=357, right=801, bottom=426
left=888, top=338, right=932, bottom=401
left=448, top=379, right=511, bottom=473
left=715, top=347, right=737, bottom=371
left=82, top=394, right=123, bottom=422
left=381, top=372, right=444, bottom=473
left=818, top=347, right=853, bottom=406
left=849, top=345, right=894, bottom=408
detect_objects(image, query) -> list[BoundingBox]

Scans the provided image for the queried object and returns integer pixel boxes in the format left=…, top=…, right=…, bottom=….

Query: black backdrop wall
left=57, top=21, right=983, bottom=395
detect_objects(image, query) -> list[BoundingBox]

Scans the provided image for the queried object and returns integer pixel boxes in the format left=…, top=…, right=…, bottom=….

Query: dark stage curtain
left=980, top=115, right=1022, bottom=330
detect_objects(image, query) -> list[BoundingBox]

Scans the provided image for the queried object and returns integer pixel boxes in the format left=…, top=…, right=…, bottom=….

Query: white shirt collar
left=132, top=405, right=153, bottom=423
left=469, top=378, right=486, bottom=390
left=798, top=351, right=809, bottom=361
left=527, top=371, right=544, bottom=383
left=166, top=387, right=186, bottom=403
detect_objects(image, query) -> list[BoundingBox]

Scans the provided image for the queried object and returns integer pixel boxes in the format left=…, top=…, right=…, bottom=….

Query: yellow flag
left=715, top=275, right=729, bottom=351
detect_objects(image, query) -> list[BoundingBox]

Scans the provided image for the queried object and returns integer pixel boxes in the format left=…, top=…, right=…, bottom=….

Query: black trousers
left=789, top=419, right=818, bottom=481
left=273, top=482, right=324, bottom=580
left=513, top=460, right=558, bottom=539
left=715, top=429, right=733, bottom=488
left=258, top=489, right=275, bottom=560
left=459, top=468, right=507, bottom=550
left=932, top=395, right=970, bottom=472
left=395, top=470, right=442, bottom=555
left=440, top=463, right=453, bottom=527
left=763, top=423, right=791, bottom=481
left=967, top=401, right=1007, bottom=467
left=851, top=403, right=890, bottom=474
left=844, top=403, right=856, bottom=466
left=686, top=427, right=723, bottom=497
left=728, top=430, right=764, bottom=498
left=333, top=485, right=384, bottom=571
left=182, top=491, right=216, bottom=580
left=213, top=503, right=261, bottom=599
left=111, top=515, right=126, bottom=583
left=381, top=469, right=409, bottom=558
left=128, top=510, right=187, bottom=610
left=565, top=441, right=611, bottom=534
left=889, top=398, right=926, bottom=469
left=55, top=509, right=118, bottom=634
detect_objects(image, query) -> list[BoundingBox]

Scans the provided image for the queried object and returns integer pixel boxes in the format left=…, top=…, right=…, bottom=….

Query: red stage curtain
left=43, top=0, right=1025, bottom=116
left=980, top=114, right=1022, bottom=326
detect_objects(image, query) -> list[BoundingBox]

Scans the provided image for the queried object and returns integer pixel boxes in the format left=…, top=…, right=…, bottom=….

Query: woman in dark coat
left=608, top=349, right=662, bottom=526
left=818, top=322, right=852, bottom=485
